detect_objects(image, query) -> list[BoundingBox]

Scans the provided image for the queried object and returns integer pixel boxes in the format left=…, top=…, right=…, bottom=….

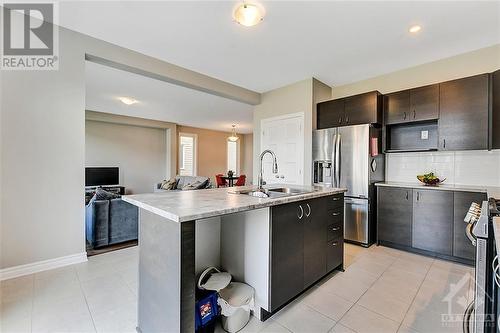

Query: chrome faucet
left=258, top=149, right=278, bottom=190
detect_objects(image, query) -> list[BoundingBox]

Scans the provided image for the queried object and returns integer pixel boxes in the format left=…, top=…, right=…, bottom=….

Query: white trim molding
left=0, top=252, right=87, bottom=281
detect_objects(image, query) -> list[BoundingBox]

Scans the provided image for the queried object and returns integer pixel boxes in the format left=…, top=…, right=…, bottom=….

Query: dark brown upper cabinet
left=439, top=74, right=490, bottom=151
left=384, top=84, right=439, bottom=125
left=317, top=99, right=345, bottom=129
left=409, top=84, right=440, bottom=122
left=317, top=91, right=381, bottom=129
left=493, top=70, right=500, bottom=149
left=384, top=90, right=409, bottom=125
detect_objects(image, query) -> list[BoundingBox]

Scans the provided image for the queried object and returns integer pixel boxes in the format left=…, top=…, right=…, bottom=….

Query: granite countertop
left=375, top=181, right=500, bottom=198
left=122, top=185, right=347, bottom=223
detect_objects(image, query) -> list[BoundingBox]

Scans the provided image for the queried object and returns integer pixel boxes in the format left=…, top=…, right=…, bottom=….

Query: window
left=179, top=134, right=197, bottom=176
left=227, top=140, right=239, bottom=174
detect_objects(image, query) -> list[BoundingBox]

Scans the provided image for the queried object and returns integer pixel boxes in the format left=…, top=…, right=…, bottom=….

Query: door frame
left=260, top=112, right=305, bottom=185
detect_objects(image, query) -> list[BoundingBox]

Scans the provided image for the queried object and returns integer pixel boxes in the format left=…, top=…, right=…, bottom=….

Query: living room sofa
left=154, top=175, right=211, bottom=192
left=85, top=197, right=138, bottom=248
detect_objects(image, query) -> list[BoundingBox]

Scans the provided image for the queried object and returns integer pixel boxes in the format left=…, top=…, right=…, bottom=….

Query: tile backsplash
left=386, top=150, right=500, bottom=187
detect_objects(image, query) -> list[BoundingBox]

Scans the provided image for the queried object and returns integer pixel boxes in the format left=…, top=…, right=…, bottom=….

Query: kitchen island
left=122, top=185, right=346, bottom=333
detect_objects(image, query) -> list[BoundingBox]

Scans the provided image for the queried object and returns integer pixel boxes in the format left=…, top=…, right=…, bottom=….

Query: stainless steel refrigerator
left=312, top=124, right=384, bottom=246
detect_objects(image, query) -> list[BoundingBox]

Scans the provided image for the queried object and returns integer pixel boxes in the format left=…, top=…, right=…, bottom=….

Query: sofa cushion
left=160, top=177, right=178, bottom=190
left=95, top=188, right=121, bottom=200
left=181, top=180, right=206, bottom=191
left=176, top=176, right=209, bottom=189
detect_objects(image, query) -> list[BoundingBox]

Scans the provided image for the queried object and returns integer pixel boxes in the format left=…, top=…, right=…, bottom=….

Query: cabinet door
left=453, top=191, right=486, bottom=260
left=439, top=74, right=489, bottom=150
left=270, top=202, right=304, bottom=311
left=344, top=91, right=380, bottom=126
left=317, top=99, right=345, bottom=129
left=303, top=198, right=327, bottom=288
left=493, top=70, right=500, bottom=149
left=410, top=84, right=439, bottom=122
left=412, top=190, right=453, bottom=255
left=377, top=187, right=412, bottom=246
left=384, top=90, right=410, bottom=125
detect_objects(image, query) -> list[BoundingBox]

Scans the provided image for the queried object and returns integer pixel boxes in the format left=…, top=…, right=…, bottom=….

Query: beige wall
left=86, top=120, right=168, bottom=194
left=176, top=126, right=250, bottom=185
left=332, top=44, right=500, bottom=98
left=0, top=7, right=260, bottom=271
left=253, top=78, right=332, bottom=186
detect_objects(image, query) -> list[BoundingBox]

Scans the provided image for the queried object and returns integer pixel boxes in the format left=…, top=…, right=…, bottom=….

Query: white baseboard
left=0, top=252, right=88, bottom=281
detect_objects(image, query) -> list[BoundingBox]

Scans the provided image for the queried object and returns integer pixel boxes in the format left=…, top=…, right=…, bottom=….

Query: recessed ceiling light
left=233, top=2, right=265, bottom=27
left=118, top=97, right=138, bottom=105
left=409, top=25, right=422, bottom=34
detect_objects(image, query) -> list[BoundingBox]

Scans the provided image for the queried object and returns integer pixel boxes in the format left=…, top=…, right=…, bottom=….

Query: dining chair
left=234, top=175, right=246, bottom=187
left=215, top=174, right=227, bottom=188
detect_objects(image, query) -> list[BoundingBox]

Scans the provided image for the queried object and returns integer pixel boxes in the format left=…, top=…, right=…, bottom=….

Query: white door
left=261, top=114, right=304, bottom=186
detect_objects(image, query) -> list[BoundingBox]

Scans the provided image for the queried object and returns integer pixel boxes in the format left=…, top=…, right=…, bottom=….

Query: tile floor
left=0, top=244, right=474, bottom=333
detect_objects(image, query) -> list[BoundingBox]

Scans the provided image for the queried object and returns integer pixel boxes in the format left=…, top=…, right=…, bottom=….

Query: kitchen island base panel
left=137, top=209, right=195, bottom=333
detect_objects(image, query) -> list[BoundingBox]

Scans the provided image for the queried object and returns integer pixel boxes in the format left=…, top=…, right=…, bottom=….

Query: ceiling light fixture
left=118, top=97, right=139, bottom=105
left=233, top=2, right=265, bottom=27
left=409, top=25, right=422, bottom=34
left=228, top=125, right=239, bottom=142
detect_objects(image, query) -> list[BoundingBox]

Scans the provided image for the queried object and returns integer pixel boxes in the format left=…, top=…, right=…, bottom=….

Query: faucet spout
left=258, top=149, right=278, bottom=190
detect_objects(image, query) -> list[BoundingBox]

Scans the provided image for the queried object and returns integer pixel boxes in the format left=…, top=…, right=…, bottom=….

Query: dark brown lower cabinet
left=377, top=186, right=482, bottom=264
left=377, top=187, right=412, bottom=246
left=270, top=201, right=304, bottom=311
left=453, top=191, right=487, bottom=260
left=412, top=189, right=453, bottom=255
left=304, top=198, right=327, bottom=288
left=270, top=194, right=344, bottom=311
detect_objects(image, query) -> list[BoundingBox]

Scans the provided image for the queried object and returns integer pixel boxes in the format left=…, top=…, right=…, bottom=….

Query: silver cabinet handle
left=297, top=205, right=304, bottom=220
left=275, top=175, right=280, bottom=178
left=280, top=175, right=284, bottom=179
left=416, top=192, right=420, bottom=201
left=332, top=196, right=341, bottom=201
left=331, top=226, right=340, bottom=231
left=331, top=241, right=339, bottom=246
left=443, top=139, right=446, bottom=149
left=405, top=191, right=409, bottom=200
left=305, top=203, right=311, bottom=217
left=403, top=112, right=407, bottom=120
left=332, top=212, right=341, bottom=216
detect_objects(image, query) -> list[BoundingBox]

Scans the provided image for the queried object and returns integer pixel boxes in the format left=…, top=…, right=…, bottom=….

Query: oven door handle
left=466, top=222, right=476, bottom=246
left=463, top=301, right=474, bottom=333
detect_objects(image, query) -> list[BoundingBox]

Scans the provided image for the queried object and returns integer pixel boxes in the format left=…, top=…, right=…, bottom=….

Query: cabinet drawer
left=327, top=223, right=343, bottom=241
left=327, top=238, right=343, bottom=271
left=327, top=194, right=344, bottom=210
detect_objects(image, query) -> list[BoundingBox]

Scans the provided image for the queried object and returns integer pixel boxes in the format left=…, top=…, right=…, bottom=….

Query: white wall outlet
left=421, top=130, right=429, bottom=140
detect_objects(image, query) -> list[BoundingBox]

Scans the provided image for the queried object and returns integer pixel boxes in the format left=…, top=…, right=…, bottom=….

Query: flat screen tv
left=85, top=167, right=119, bottom=187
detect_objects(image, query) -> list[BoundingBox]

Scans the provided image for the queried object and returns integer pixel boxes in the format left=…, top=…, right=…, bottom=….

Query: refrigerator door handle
left=335, top=133, right=341, bottom=188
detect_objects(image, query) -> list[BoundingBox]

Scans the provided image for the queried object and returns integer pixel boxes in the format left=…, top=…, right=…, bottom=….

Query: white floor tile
left=357, top=288, right=411, bottom=322
left=274, top=302, right=336, bottom=333
left=340, top=304, right=400, bottom=333
left=321, top=274, right=371, bottom=302
left=302, top=288, right=354, bottom=321
left=329, top=323, right=356, bottom=333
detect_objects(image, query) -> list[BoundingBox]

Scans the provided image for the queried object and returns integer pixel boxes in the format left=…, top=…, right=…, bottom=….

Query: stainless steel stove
left=463, top=198, right=499, bottom=333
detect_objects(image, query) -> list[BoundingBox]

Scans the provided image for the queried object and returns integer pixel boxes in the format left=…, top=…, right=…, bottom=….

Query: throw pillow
left=95, top=188, right=121, bottom=200
left=181, top=180, right=204, bottom=191
left=161, top=177, right=178, bottom=190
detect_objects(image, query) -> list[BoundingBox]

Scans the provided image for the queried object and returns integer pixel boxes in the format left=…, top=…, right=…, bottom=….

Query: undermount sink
left=230, top=187, right=314, bottom=198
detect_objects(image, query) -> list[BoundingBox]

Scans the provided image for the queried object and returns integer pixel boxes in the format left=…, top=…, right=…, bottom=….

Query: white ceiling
left=85, top=61, right=255, bottom=133
left=63, top=1, right=500, bottom=93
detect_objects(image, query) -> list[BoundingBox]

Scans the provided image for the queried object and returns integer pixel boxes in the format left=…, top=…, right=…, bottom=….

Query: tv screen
left=85, top=167, right=119, bottom=187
